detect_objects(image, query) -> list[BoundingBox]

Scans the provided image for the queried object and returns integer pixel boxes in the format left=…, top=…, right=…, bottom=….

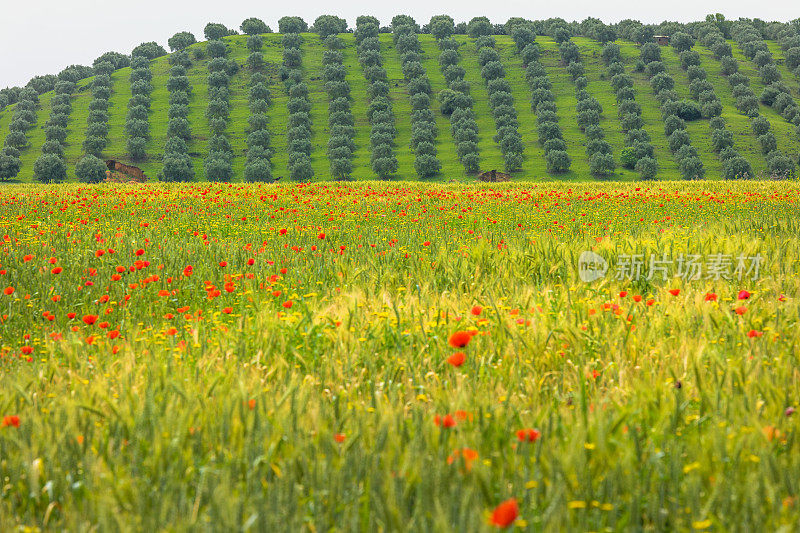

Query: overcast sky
left=1, top=0, right=797, bottom=89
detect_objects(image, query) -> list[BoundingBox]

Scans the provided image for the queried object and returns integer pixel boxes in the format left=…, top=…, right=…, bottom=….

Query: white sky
left=1, top=0, right=797, bottom=89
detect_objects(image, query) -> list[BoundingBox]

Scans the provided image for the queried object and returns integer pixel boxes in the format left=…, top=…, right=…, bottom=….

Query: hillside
left=1, top=30, right=799, bottom=183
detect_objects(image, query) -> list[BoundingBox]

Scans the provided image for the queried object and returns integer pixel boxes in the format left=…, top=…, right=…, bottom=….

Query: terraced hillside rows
left=1, top=32, right=799, bottom=183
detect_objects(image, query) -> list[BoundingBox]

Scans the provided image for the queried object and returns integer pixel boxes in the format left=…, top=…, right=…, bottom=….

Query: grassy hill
left=1, top=32, right=799, bottom=183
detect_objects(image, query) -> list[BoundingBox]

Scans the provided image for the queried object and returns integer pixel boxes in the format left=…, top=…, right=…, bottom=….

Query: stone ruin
left=104, top=160, right=147, bottom=183
left=477, top=169, right=511, bottom=182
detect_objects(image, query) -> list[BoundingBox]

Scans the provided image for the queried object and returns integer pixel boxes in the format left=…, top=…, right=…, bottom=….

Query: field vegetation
left=1, top=181, right=799, bottom=530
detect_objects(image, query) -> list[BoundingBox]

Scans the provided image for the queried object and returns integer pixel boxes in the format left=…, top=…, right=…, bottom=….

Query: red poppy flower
left=334, top=433, right=346, bottom=443
left=447, top=351, right=466, bottom=367
left=454, top=410, right=472, bottom=421
left=516, top=428, right=541, bottom=442
left=434, top=414, right=456, bottom=428
left=3, top=287, right=13, bottom=296
left=282, top=300, right=293, bottom=309
left=2, top=415, right=20, bottom=428
left=734, top=306, right=747, bottom=315
left=490, top=498, right=519, bottom=528
left=21, top=346, right=33, bottom=355
left=619, top=291, right=627, bottom=298
left=738, top=290, right=751, bottom=300
left=705, top=292, right=717, bottom=301
left=448, top=331, right=472, bottom=348
left=668, top=289, right=680, bottom=296
left=166, top=328, right=178, bottom=336
left=247, top=399, right=256, bottom=410
left=471, top=305, right=482, bottom=316
left=318, top=233, right=326, bottom=239
left=82, top=314, right=98, bottom=326
left=222, top=307, right=233, bottom=314
left=747, top=329, right=763, bottom=338
left=447, top=447, right=478, bottom=471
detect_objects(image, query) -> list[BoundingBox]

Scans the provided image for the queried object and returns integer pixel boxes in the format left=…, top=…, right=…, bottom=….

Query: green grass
left=764, top=41, right=800, bottom=98
left=185, top=43, right=210, bottom=181
left=261, top=35, right=289, bottom=178
left=61, top=79, right=94, bottom=180
left=141, top=56, right=170, bottom=179
left=224, top=37, right=251, bottom=179
left=2, top=36, right=799, bottom=183
left=105, top=67, right=132, bottom=165
left=300, top=34, right=332, bottom=180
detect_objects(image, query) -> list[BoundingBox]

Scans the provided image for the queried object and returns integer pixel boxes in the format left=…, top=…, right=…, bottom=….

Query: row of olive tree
left=429, top=16, right=480, bottom=173
left=82, top=61, right=115, bottom=160
left=321, top=30, right=356, bottom=180
left=776, top=25, right=800, bottom=84
left=392, top=17, right=441, bottom=178
left=475, top=35, right=524, bottom=171
left=34, top=79, right=77, bottom=182
left=670, top=33, right=754, bottom=180
left=116, top=44, right=167, bottom=173
left=242, top=21, right=274, bottom=182
left=125, top=52, right=155, bottom=161
left=355, top=17, right=398, bottom=178
left=204, top=25, right=237, bottom=182
left=33, top=58, right=120, bottom=183
left=281, top=33, right=314, bottom=181
left=698, top=23, right=796, bottom=177
left=0, top=87, right=23, bottom=112
left=3, top=88, right=38, bottom=153
left=600, top=43, right=658, bottom=178
left=731, top=22, right=800, bottom=142
left=511, top=25, right=572, bottom=173
left=553, top=25, right=615, bottom=177
left=159, top=49, right=195, bottom=181
left=0, top=88, right=39, bottom=181
left=637, top=43, right=706, bottom=180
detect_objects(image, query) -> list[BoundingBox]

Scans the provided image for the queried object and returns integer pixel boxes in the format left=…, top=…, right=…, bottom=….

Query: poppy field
left=1, top=180, right=800, bottom=531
